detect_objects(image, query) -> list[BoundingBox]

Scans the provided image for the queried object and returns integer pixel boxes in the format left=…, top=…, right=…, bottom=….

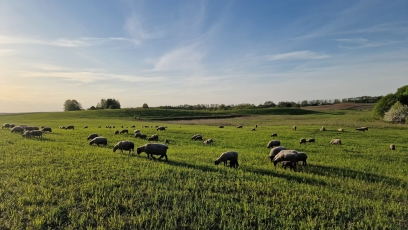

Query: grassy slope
left=0, top=108, right=407, bottom=229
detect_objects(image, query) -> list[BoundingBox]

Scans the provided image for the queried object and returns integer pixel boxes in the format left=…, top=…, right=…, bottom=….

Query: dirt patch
left=302, top=103, right=375, bottom=111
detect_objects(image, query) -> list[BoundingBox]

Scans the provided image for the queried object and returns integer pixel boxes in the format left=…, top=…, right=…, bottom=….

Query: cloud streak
left=266, top=50, right=330, bottom=61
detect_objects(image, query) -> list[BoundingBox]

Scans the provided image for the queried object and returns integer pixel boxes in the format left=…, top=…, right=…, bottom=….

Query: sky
left=0, top=0, right=407, bottom=112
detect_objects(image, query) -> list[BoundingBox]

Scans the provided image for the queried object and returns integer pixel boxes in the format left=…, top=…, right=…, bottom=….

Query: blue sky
left=0, top=0, right=407, bottom=112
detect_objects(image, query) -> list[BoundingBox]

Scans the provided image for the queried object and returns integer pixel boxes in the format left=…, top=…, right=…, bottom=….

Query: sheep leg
left=150, top=155, right=157, bottom=159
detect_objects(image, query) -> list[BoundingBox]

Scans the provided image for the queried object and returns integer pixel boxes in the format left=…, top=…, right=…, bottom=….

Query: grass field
left=1, top=108, right=408, bottom=229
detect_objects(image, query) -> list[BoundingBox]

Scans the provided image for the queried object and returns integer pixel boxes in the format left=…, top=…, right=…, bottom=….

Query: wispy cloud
left=333, top=37, right=368, bottom=43
left=337, top=39, right=405, bottom=49
left=153, top=45, right=204, bottom=71
left=266, top=50, right=330, bottom=61
left=0, top=35, right=139, bottom=47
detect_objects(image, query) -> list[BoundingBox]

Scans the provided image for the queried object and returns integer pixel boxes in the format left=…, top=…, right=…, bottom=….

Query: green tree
left=395, top=85, right=408, bottom=105
left=142, top=103, right=149, bottom=108
left=63, top=99, right=83, bottom=111
left=96, top=98, right=121, bottom=109
left=373, top=93, right=398, bottom=119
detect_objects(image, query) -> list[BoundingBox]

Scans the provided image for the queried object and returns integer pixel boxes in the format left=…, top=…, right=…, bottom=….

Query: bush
left=372, top=94, right=398, bottom=119
left=383, top=101, right=408, bottom=123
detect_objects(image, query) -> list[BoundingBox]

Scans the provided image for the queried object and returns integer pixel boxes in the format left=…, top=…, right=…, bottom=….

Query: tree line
left=63, top=98, right=122, bottom=111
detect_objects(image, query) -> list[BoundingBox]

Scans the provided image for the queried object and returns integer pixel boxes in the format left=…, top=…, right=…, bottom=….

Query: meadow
left=0, top=108, right=407, bottom=229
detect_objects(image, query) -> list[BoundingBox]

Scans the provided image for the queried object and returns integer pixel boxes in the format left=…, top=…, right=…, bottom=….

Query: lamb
left=356, top=127, right=368, bottom=132
left=157, top=126, right=166, bottom=131
left=113, top=140, right=135, bottom=154
left=41, top=127, right=52, bottom=132
left=293, top=126, right=297, bottom=131
left=338, top=128, right=344, bottom=132
left=296, top=152, right=308, bottom=166
left=272, top=150, right=299, bottom=167
left=65, top=125, right=75, bottom=130
left=271, top=133, right=278, bottom=137
left=191, top=134, right=203, bottom=141
left=87, top=133, right=99, bottom=140
left=202, top=138, right=213, bottom=144
left=2, top=123, right=10, bottom=129
left=11, top=126, right=24, bottom=133
left=390, top=144, right=395, bottom=150
left=119, top=129, right=129, bottom=134
left=299, top=138, right=307, bottom=144
left=269, top=146, right=287, bottom=160
left=89, top=137, right=108, bottom=146
left=330, top=139, right=342, bottom=145
left=237, top=125, right=243, bottom=128
left=267, top=140, right=281, bottom=148
left=114, top=130, right=119, bottom=134
left=320, top=126, right=326, bottom=131
left=137, top=143, right=169, bottom=161
left=306, top=138, right=315, bottom=143
left=214, top=151, right=239, bottom=168
left=219, top=125, right=224, bottom=128
left=281, top=161, right=296, bottom=170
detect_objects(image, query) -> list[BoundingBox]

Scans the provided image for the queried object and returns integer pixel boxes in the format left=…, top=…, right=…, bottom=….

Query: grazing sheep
left=237, top=125, right=243, bottom=128
left=214, top=151, right=239, bottom=168
left=269, top=146, right=287, bottom=160
left=114, top=130, right=119, bottom=134
left=10, top=124, right=15, bottom=128
left=306, top=138, right=315, bottom=143
left=202, top=138, right=213, bottom=144
left=330, top=139, right=342, bottom=145
left=219, top=125, right=224, bottom=128
left=140, top=134, right=147, bottom=139
left=338, top=128, right=344, bottom=132
left=65, top=125, right=74, bottom=130
left=281, top=161, right=296, bottom=170
left=11, top=126, right=25, bottom=133
left=272, top=150, right=299, bottom=167
left=296, top=152, right=308, bottom=166
left=271, top=133, right=278, bottom=137
left=22, top=131, right=31, bottom=138
left=87, top=133, right=99, bottom=140
left=23, top=130, right=43, bottom=139
left=134, top=129, right=141, bottom=134
left=191, top=134, right=203, bottom=141
left=98, top=126, right=101, bottom=128
left=113, top=140, right=135, bottom=154
left=157, top=126, right=166, bottom=131
left=299, top=138, right=307, bottom=144
left=390, top=144, right=395, bottom=150
left=148, top=134, right=159, bottom=141
left=137, top=143, right=169, bottom=161
left=320, top=126, right=326, bottom=131
left=24, top=126, right=39, bottom=131
left=251, top=128, right=256, bottom=131
left=131, top=125, right=136, bottom=128
left=255, top=125, right=258, bottom=128
left=267, top=140, right=281, bottom=148
left=134, top=132, right=142, bottom=138
left=89, top=137, right=108, bottom=146
left=164, top=139, right=170, bottom=144
left=2, top=123, right=10, bottom=129
left=356, top=127, right=368, bottom=132
left=84, top=126, right=88, bottom=128
left=293, top=126, right=297, bottom=131
left=119, top=129, right=129, bottom=134
left=41, top=127, right=52, bottom=132
left=59, top=126, right=65, bottom=129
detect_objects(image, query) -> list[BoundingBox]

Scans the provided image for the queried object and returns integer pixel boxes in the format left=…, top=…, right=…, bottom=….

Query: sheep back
left=267, top=140, right=281, bottom=148
left=113, top=141, right=135, bottom=153
left=330, top=139, right=342, bottom=145
left=89, top=137, right=107, bottom=146
left=11, top=126, right=25, bottom=133
left=273, top=150, right=299, bottom=166
left=137, top=143, right=169, bottom=160
left=87, top=133, right=99, bottom=140
left=269, top=146, right=287, bottom=160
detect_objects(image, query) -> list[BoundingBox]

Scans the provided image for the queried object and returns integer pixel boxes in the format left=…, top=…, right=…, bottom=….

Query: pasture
left=1, top=108, right=408, bottom=229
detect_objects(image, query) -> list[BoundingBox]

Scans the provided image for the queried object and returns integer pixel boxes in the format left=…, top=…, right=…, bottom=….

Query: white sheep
left=320, top=126, right=326, bottom=131
left=330, top=139, right=342, bottom=145
left=390, top=144, right=395, bottom=150
left=272, top=150, right=299, bottom=167
left=338, top=128, right=344, bottom=132
left=137, top=143, right=169, bottom=161
left=89, top=137, right=108, bottom=146
left=214, top=151, right=239, bottom=168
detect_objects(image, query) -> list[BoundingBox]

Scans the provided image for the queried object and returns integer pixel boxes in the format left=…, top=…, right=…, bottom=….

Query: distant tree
left=96, top=98, right=121, bottom=109
left=300, top=100, right=309, bottom=107
left=263, top=101, right=276, bottom=107
left=142, top=103, right=149, bottom=108
left=63, top=99, right=83, bottom=111
left=333, top=99, right=341, bottom=104
left=88, top=106, right=96, bottom=110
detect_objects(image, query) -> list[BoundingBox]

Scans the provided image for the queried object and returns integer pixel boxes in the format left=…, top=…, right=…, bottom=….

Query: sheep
left=157, top=126, right=166, bottom=131
left=237, top=125, right=243, bottom=128
left=24, top=126, right=39, bottom=131
left=59, top=126, right=66, bottom=129
left=281, top=161, right=296, bottom=170
left=113, top=140, right=135, bottom=154
left=19, top=125, right=28, bottom=128
left=119, top=129, right=129, bottom=134
left=306, top=138, right=315, bottom=143
left=87, top=133, right=99, bottom=140
left=272, top=150, right=299, bottom=167
left=148, top=134, right=159, bottom=141
left=164, top=139, right=170, bottom=144
left=356, top=127, right=368, bottom=132
left=112, top=126, right=115, bottom=128
left=84, top=126, right=88, bottom=128
left=267, top=140, right=281, bottom=148
left=10, top=124, right=15, bottom=128
left=41, top=127, right=52, bottom=132
left=338, top=128, right=344, bottom=132
left=139, top=134, right=147, bottom=139
left=98, top=126, right=101, bottom=128
left=390, top=144, right=395, bottom=150
left=269, top=146, right=287, bottom=160
left=65, top=125, right=75, bottom=130
left=131, top=125, right=136, bottom=128
left=202, top=138, right=213, bottom=144
left=271, top=133, right=278, bottom=137
left=293, top=126, right=297, bottom=131
left=22, top=131, right=32, bottom=138
left=134, top=132, right=141, bottom=138
left=296, top=152, right=308, bottom=166
left=23, top=130, right=43, bottom=139
left=251, top=128, right=256, bottom=131
left=299, top=138, right=307, bottom=144
left=330, top=139, right=342, bottom=145
left=2, top=123, right=10, bottom=129
left=89, top=137, right=108, bottom=146
left=214, top=151, right=239, bottom=168
left=137, top=143, right=169, bottom=161
left=134, top=129, right=141, bottom=134
left=191, top=134, right=203, bottom=141
left=11, top=126, right=24, bottom=133
left=320, top=126, right=326, bottom=131
left=114, top=130, right=119, bottom=134
left=219, top=125, right=224, bottom=128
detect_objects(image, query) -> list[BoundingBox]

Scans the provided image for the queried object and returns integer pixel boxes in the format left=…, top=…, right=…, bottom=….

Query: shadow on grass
left=305, top=164, right=406, bottom=188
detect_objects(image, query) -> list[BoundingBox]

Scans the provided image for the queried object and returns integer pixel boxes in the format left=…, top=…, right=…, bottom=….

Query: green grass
left=1, top=109, right=407, bottom=229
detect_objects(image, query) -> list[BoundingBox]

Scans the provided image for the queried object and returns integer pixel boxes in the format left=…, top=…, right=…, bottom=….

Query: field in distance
left=0, top=108, right=407, bottom=229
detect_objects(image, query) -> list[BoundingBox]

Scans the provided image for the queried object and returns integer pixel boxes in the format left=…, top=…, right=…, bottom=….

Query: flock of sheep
left=2, top=122, right=397, bottom=171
